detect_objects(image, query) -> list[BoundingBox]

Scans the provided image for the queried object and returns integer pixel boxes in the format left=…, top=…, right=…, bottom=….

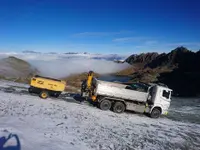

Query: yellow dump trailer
left=29, top=75, right=66, bottom=99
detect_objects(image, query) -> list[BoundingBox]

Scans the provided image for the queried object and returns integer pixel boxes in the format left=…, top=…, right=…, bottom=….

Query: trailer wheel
left=113, top=102, right=125, bottom=113
left=40, top=91, right=49, bottom=99
left=54, top=92, right=60, bottom=98
left=99, top=100, right=111, bottom=111
left=150, top=108, right=161, bottom=118
left=54, top=93, right=60, bottom=98
left=28, top=87, right=33, bottom=93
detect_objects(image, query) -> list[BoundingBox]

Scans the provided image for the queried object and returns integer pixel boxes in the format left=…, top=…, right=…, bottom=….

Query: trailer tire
left=40, top=91, right=49, bottom=99
left=150, top=108, right=161, bottom=118
left=113, top=102, right=125, bottom=113
left=53, top=92, right=61, bottom=98
left=99, top=100, right=111, bottom=111
left=54, top=93, right=60, bottom=98
left=28, top=87, right=33, bottom=93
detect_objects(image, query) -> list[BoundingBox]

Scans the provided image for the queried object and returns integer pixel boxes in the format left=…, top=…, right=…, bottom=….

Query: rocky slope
left=0, top=56, right=39, bottom=82
left=126, top=52, right=159, bottom=65
left=124, top=47, right=200, bottom=97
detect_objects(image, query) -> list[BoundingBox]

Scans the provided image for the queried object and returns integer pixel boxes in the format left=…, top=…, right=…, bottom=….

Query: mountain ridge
left=123, top=47, right=200, bottom=96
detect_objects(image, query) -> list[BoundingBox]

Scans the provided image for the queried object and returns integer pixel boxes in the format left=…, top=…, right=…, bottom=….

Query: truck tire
left=113, top=102, right=125, bottom=113
left=99, top=100, right=111, bottom=111
left=40, top=91, right=49, bottom=99
left=150, top=108, right=161, bottom=118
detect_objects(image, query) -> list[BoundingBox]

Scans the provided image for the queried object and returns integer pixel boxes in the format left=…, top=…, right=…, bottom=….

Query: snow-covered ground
left=0, top=80, right=200, bottom=150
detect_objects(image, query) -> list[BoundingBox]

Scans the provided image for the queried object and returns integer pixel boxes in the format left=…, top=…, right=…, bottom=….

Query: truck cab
left=148, top=85, right=172, bottom=117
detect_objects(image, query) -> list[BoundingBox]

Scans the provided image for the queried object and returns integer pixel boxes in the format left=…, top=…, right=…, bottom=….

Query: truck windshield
left=128, top=83, right=150, bottom=92
left=162, top=90, right=171, bottom=99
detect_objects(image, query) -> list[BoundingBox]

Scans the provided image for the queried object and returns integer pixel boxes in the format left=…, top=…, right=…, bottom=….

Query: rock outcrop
left=124, top=47, right=200, bottom=97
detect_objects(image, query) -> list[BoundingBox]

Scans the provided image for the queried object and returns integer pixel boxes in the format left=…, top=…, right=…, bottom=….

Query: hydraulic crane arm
left=86, top=71, right=94, bottom=90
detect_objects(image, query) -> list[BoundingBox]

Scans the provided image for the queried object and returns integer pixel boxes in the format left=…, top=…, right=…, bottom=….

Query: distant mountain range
left=123, top=47, right=200, bottom=97
left=22, top=50, right=41, bottom=54
left=125, top=46, right=200, bottom=73
left=8, top=51, right=127, bottom=62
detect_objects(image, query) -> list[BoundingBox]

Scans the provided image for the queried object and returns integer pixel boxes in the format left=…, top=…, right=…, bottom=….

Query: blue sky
left=0, top=0, right=200, bottom=54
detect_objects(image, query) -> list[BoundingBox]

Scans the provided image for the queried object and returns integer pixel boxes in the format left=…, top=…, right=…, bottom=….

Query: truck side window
left=162, top=90, right=170, bottom=99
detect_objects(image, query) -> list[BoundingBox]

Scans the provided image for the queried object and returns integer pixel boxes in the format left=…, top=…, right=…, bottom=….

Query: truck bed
left=95, top=80, right=148, bottom=103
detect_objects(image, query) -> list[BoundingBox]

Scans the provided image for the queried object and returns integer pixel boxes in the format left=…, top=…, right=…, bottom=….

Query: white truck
left=82, top=78, right=172, bottom=118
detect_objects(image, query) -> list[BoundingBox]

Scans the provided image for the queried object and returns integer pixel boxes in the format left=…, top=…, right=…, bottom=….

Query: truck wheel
left=40, top=91, right=49, bottom=99
left=99, top=100, right=111, bottom=111
left=113, top=102, right=125, bottom=113
left=150, top=108, right=161, bottom=118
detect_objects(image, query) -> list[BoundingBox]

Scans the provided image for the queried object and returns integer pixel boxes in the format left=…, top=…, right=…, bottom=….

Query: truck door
left=159, top=89, right=172, bottom=114
left=147, top=86, right=156, bottom=104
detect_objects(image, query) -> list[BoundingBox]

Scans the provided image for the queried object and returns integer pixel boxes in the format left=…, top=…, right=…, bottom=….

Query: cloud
left=73, top=32, right=111, bottom=37
left=31, top=58, right=129, bottom=78
left=73, top=30, right=134, bottom=37
left=166, top=42, right=200, bottom=47
left=0, top=53, right=130, bottom=78
left=112, top=37, right=147, bottom=42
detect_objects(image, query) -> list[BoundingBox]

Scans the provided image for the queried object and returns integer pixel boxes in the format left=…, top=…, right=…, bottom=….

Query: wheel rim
left=101, top=101, right=111, bottom=110
left=42, top=93, right=47, bottom=98
left=152, top=109, right=160, bottom=118
left=102, top=103, right=109, bottom=110
left=116, top=105, right=123, bottom=113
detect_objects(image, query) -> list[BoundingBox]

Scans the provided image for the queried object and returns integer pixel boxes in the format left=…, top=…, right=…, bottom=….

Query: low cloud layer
left=0, top=53, right=130, bottom=78
left=31, top=58, right=129, bottom=78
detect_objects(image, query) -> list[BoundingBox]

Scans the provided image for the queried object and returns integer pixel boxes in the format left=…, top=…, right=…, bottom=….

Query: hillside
left=0, top=56, right=39, bottom=82
left=123, top=47, right=200, bottom=97
left=126, top=52, right=159, bottom=65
